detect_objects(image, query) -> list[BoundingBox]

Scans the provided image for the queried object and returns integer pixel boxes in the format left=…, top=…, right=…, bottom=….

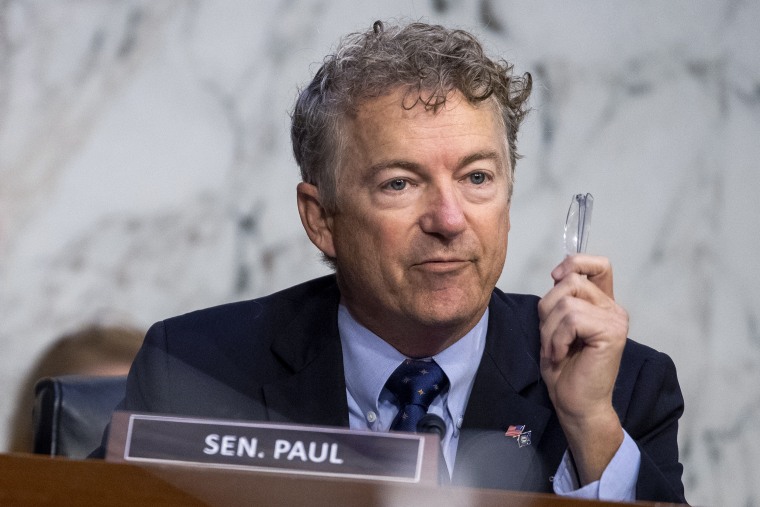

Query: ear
left=296, top=182, right=337, bottom=258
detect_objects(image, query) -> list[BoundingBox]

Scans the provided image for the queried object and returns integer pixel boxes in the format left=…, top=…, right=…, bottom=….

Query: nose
left=419, top=183, right=467, bottom=239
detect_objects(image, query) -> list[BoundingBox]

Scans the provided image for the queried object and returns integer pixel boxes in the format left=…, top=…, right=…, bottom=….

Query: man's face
left=306, top=89, right=511, bottom=356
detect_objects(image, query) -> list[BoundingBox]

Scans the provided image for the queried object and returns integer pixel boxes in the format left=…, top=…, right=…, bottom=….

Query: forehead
left=343, top=89, right=509, bottom=165
left=352, top=88, right=504, bottom=128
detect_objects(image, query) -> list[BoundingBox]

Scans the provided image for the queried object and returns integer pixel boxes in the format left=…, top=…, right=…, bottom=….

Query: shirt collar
left=339, top=303, right=488, bottom=431
left=434, top=311, right=488, bottom=432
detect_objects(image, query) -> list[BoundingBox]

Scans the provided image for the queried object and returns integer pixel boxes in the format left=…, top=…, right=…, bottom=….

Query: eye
left=468, top=172, right=487, bottom=185
left=386, top=179, right=407, bottom=191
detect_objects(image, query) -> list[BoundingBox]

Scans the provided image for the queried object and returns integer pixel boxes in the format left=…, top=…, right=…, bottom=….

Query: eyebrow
left=458, top=150, right=504, bottom=170
left=365, top=150, right=505, bottom=178
left=364, top=160, right=419, bottom=179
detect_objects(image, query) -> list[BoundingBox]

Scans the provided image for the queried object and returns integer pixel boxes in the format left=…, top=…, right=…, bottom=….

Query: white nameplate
left=106, top=412, right=439, bottom=484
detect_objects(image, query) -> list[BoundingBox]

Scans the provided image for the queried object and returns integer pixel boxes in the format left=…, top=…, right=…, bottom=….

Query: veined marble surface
left=1, top=1, right=758, bottom=505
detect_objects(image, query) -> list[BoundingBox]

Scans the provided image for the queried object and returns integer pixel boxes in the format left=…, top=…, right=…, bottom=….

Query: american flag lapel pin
left=505, top=424, right=532, bottom=448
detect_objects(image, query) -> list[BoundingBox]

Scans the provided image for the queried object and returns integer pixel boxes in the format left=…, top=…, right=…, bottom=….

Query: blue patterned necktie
left=385, top=359, right=449, bottom=432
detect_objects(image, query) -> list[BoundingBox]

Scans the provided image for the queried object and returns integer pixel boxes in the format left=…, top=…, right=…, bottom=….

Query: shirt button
left=366, top=411, right=377, bottom=423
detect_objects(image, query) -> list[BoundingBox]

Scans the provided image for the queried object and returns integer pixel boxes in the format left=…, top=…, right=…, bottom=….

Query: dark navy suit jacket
left=118, top=275, right=685, bottom=503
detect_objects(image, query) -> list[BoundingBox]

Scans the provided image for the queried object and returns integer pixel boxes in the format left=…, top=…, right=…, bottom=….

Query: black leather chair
left=33, top=375, right=126, bottom=459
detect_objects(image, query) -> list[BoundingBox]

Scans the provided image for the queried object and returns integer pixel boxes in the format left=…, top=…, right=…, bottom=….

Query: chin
left=409, top=299, right=482, bottom=330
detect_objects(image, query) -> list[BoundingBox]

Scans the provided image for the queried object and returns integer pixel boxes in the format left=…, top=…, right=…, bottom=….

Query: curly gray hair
left=291, top=20, right=532, bottom=211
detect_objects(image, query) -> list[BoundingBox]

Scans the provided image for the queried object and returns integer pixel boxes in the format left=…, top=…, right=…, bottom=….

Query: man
left=112, top=21, right=685, bottom=503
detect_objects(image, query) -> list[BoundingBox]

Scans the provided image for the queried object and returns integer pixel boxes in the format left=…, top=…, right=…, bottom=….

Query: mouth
left=412, top=258, right=472, bottom=273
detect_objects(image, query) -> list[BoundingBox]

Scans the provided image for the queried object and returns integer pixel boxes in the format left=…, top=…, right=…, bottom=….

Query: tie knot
left=385, top=359, right=449, bottom=410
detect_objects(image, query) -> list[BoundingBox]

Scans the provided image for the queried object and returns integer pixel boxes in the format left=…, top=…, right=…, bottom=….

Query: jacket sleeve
left=622, top=350, right=686, bottom=503
left=123, top=320, right=172, bottom=413
left=87, top=322, right=169, bottom=458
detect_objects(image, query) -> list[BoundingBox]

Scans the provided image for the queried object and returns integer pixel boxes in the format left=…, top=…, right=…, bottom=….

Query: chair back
left=33, top=375, right=126, bottom=458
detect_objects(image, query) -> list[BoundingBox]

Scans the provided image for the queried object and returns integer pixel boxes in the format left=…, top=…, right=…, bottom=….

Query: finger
left=540, top=296, right=628, bottom=363
left=539, top=272, right=612, bottom=321
left=551, top=254, right=614, bottom=298
left=540, top=295, right=586, bottom=363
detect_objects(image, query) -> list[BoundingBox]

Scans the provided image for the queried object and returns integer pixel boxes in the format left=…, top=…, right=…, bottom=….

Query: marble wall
left=1, top=1, right=758, bottom=505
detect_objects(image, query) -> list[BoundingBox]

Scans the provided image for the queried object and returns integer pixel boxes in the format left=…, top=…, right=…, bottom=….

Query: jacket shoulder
left=159, top=275, right=338, bottom=338
left=615, top=338, right=683, bottom=422
left=126, top=275, right=340, bottom=417
left=490, top=288, right=541, bottom=316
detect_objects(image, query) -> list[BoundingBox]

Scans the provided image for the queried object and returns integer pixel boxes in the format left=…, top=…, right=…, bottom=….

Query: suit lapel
left=453, top=292, right=561, bottom=492
left=261, top=279, right=350, bottom=428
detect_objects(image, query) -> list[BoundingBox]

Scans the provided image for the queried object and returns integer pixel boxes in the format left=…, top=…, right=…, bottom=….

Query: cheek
left=334, top=214, right=391, bottom=265
left=362, top=225, right=404, bottom=266
left=477, top=209, right=510, bottom=266
left=477, top=205, right=509, bottom=237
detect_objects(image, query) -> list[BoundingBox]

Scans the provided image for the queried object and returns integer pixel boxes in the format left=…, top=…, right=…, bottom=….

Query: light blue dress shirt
left=339, top=303, right=486, bottom=472
left=338, top=302, right=641, bottom=500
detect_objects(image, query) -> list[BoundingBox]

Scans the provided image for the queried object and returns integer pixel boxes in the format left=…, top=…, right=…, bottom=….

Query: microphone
left=417, top=414, right=450, bottom=484
left=416, top=413, right=447, bottom=439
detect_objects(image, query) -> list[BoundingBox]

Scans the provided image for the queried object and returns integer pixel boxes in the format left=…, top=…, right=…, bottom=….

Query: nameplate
left=106, top=412, right=439, bottom=483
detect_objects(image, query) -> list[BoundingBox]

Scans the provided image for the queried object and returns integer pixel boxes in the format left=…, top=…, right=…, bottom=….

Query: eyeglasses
left=564, top=193, right=593, bottom=255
